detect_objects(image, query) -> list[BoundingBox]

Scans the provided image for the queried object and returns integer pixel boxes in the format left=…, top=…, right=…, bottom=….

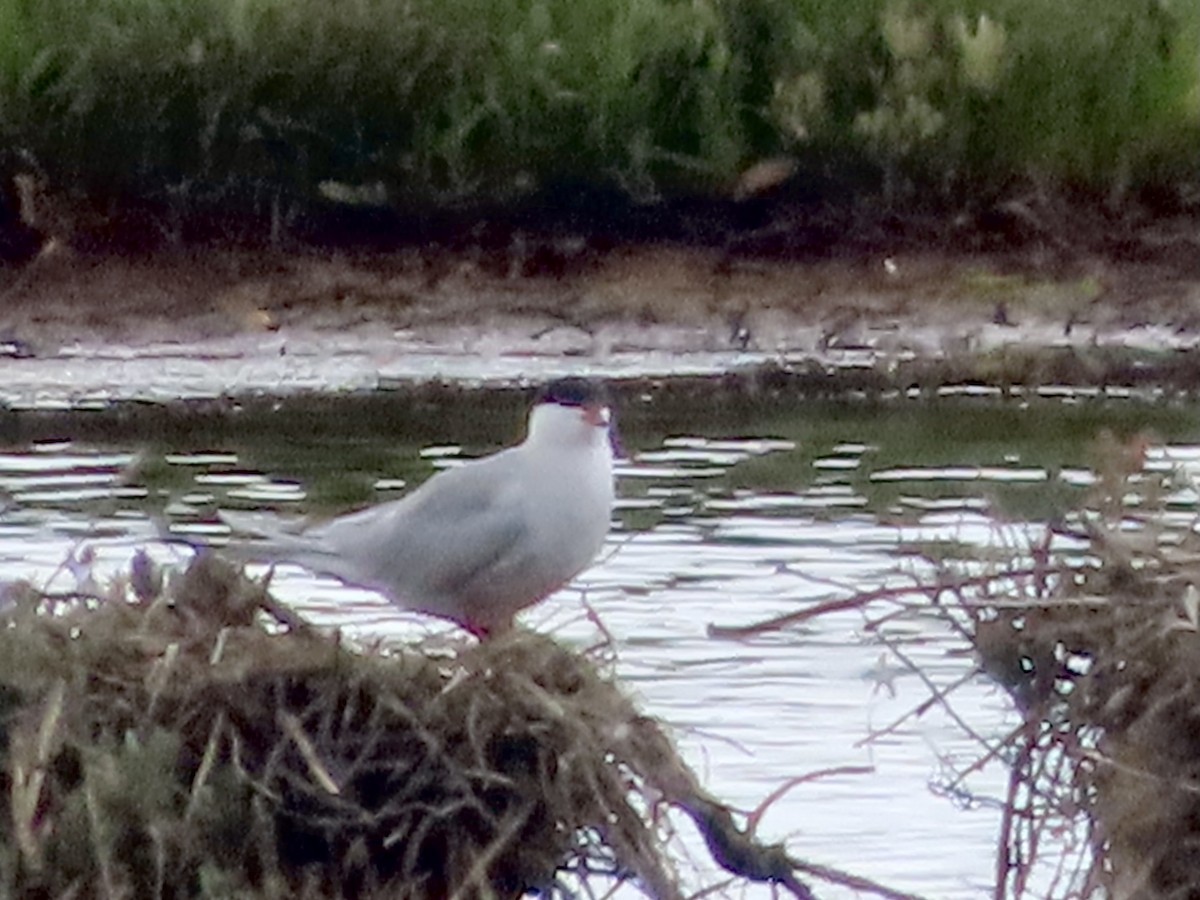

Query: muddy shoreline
left=0, top=240, right=1197, bottom=420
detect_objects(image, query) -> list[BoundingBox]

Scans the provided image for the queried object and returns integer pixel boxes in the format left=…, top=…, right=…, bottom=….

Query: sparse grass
left=0, top=0, right=1194, bottom=240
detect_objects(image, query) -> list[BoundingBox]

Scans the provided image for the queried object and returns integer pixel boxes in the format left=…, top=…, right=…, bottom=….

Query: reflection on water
left=1, top=395, right=1200, bottom=898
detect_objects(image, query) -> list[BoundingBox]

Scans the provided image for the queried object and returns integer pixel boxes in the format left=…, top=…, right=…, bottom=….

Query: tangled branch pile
left=710, top=431, right=1200, bottom=898
left=0, top=553, right=812, bottom=900
left=964, top=437, right=1200, bottom=900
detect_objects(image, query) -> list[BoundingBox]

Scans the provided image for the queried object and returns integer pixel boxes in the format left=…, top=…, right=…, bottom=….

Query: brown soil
left=0, top=197, right=1197, bottom=354
left=0, top=244, right=1193, bottom=350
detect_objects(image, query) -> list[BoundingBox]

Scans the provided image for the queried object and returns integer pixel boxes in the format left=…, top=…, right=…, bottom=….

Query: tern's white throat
left=525, top=401, right=612, bottom=450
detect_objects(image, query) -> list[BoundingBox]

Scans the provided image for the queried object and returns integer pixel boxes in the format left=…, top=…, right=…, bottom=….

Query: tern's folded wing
left=310, top=457, right=531, bottom=601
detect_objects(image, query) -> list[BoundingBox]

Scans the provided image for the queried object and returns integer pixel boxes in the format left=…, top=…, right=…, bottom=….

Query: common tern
left=221, top=378, right=616, bottom=637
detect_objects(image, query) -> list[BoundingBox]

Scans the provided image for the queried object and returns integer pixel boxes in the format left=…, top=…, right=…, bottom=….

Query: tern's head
left=527, top=378, right=613, bottom=447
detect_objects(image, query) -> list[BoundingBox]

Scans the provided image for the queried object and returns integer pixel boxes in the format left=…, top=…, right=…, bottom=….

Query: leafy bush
left=0, top=0, right=1193, bottom=230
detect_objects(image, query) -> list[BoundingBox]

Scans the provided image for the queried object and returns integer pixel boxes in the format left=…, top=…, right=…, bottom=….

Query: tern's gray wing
left=295, top=453, right=530, bottom=604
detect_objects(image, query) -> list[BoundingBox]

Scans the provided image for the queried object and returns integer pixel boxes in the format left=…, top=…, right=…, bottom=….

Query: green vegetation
left=0, top=0, right=1195, bottom=233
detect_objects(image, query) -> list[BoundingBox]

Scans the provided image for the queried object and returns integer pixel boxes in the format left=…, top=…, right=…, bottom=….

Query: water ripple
left=0, top=411, right=1193, bottom=898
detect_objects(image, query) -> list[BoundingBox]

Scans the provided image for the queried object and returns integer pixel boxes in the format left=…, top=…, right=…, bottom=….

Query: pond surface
left=3, top=388, right=1200, bottom=899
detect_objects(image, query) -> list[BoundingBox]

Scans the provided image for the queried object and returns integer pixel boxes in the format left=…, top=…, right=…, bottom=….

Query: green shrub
left=766, top=0, right=1200, bottom=201
left=0, top=0, right=1193, bottom=229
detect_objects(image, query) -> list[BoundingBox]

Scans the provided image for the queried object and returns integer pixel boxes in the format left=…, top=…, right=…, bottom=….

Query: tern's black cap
left=535, top=377, right=610, bottom=408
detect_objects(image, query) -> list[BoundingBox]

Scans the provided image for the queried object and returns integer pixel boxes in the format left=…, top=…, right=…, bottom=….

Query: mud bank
left=0, top=244, right=1197, bottom=409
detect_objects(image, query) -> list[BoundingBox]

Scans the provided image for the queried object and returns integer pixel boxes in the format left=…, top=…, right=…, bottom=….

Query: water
left=3, top=391, right=1200, bottom=898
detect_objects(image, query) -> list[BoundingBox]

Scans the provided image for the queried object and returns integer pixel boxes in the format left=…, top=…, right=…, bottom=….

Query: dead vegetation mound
left=709, top=430, right=1200, bottom=898
left=0, top=552, right=848, bottom=900
left=967, top=433, right=1200, bottom=899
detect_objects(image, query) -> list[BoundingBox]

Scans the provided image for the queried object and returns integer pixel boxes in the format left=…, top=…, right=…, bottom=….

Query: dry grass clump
left=963, top=433, right=1200, bottom=900
left=0, top=552, right=812, bottom=900
left=710, top=430, right=1200, bottom=898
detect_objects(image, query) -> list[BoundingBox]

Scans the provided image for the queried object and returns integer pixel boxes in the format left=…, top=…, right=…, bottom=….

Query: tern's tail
left=219, top=510, right=357, bottom=583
